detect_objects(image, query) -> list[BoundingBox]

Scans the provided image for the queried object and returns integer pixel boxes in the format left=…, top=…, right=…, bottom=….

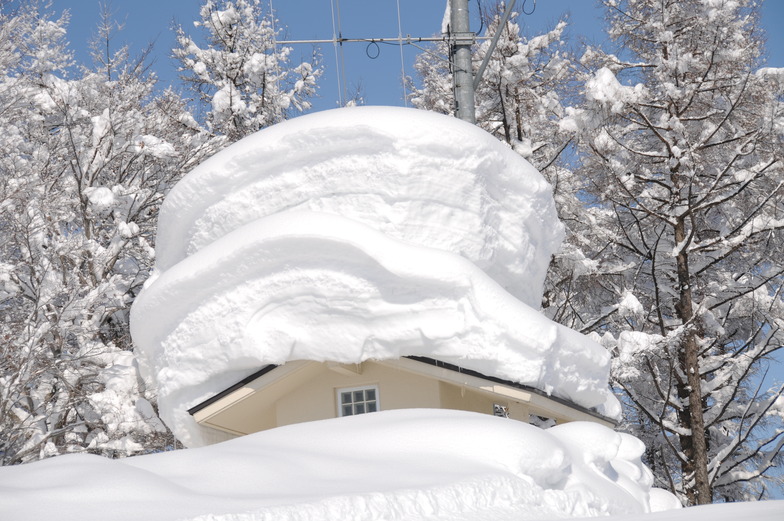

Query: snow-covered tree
left=560, top=0, right=784, bottom=504
left=174, top=0, right=321, bottom=142
left=0, top=3, right=214, bottom=464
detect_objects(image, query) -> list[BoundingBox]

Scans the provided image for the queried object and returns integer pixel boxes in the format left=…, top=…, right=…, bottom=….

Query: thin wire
left=522, top=0, right=537, bottom=15
left=329, top=0, right=344, bottom=106
left=395, top=0, right=407, bottom=106
left=408, top=41, right=451, bottom=65
left=366, top=41, right=381, bottom=59
left=268, top=0, right=282, bottom=101
left=335, top=0, right=349, bottom=105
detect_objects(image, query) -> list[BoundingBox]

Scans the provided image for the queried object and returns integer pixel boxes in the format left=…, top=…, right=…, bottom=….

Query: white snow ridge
left=1, top=409, right=684, bottom=521
left=130, top=106, right=621, bottom=447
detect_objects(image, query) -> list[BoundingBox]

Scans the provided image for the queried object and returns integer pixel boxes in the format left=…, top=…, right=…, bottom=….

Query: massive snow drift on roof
left=131, top=106, right=621, bottom=446
left=151, top=106, right=559, bottom=305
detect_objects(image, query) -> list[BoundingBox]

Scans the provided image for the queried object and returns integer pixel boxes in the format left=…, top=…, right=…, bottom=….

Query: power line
left=276, top=35, right=486, bottom=45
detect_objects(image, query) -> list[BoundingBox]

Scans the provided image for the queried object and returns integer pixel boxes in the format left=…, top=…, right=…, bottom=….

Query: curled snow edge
left=130, top=106, right=622, bottom=447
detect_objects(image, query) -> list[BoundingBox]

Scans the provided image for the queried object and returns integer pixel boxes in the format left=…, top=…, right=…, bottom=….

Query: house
left=189, top=357, right=615, bottom=442
left=130, top=106, right=621, bottom=447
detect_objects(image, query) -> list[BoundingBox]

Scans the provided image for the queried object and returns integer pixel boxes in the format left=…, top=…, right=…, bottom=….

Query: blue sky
left=47, top=0, right=784, bottom=112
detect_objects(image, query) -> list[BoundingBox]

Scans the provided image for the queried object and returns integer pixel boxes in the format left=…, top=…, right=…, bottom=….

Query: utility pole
left=449, top=0, right=476, bottom=124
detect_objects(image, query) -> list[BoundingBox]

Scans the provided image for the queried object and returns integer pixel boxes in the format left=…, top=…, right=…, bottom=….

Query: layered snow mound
left=0, top=410, right=680, bottom=521
left=154, top=106, right=563, bottom=307
left=132, top=106, right=620, bottom=445
left=132, top=211, right=620, bottom=446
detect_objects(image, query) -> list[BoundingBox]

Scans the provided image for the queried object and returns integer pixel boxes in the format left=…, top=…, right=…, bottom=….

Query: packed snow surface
left=131, top=106, right=621, bottom=446
left=152, top=106, right=560, bottom=306
left=0, top=409, right=688, bottom=521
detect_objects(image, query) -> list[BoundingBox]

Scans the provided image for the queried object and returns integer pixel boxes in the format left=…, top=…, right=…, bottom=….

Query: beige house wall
left=438, top=381, right=531, bottom=421
left=201, top=361, right=444, bottom=436
left=194, top=359, right=609, bottom=440
left=199, top=423, right=240, bottom=445
left=275, top=362, right=442, bottom=427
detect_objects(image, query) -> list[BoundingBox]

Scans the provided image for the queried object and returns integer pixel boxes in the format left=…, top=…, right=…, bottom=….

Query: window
left=337, top=385, right=379, bottom=417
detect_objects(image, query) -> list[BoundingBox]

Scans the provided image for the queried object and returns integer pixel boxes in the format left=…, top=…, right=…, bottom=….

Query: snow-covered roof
left=152, top=106, right=560, bottom=306
left=130, top=106, right=621, bottom=446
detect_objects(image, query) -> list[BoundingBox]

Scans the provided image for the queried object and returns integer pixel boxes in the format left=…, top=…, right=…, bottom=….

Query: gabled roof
left=188, top=356, right=617, bottom=430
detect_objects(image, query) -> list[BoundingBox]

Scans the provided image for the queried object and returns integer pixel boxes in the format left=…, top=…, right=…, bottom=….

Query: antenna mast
left=449, top=0, right=476, bottom=123
left=274, top=0, right=520, bottom=123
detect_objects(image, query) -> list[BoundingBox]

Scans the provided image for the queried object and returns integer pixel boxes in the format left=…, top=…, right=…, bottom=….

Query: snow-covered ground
left=2, top=409, right=779, bottom=521
left=131, top=106, right=620, bottom=447
left=1, top=409, right=688, bottom=521
left=606, top=501, right=782, bottom=521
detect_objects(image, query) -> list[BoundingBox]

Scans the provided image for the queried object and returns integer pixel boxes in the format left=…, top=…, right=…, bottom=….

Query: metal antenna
left=334, top=0, right=349, bottom=105
left=328, top=0, right=344, bottom=105
left=395, top=0, right=408, bottom=106
left=473, top=0, right=517, bottom=90
left=274, top=0, right=523, bottom=124
left=268, top=0, right=283, bottom=99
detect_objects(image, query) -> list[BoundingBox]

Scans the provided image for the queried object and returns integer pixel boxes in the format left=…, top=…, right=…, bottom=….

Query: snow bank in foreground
left=0, top=410, right=679, bottom=521
left=604, top=500, right=781, bottom=521
left=131, top=106, right=620, bottom=446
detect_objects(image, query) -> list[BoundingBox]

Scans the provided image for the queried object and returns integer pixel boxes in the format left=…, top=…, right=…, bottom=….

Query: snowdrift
left=0, top=409, right=680, bottom=521
left=131, top=106, right=621, bottom=446
left=152, top=106, right=561, bottom=305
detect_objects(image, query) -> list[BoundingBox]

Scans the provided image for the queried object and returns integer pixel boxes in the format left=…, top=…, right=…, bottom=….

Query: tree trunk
left=674, top=217, right=712, bottom=504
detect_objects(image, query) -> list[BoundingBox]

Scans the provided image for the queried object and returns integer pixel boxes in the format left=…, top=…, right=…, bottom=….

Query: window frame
left=336, top=384, right=380, bottom=417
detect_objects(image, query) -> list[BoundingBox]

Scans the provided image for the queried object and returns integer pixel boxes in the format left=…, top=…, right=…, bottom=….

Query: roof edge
left=405, top=356, right=616, bottom=425
left=187, top=364, right=278, bottom=416
left=187, top=356, right=617, bottom=426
